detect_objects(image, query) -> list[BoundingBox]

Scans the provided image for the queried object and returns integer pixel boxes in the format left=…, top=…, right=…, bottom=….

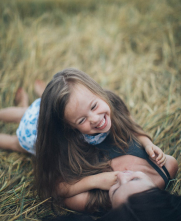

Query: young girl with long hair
left=34, top=68, right=177, bottom=212
left=0, top=68, right=178, bottom=213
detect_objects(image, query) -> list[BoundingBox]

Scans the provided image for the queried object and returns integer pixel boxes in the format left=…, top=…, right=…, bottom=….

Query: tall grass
left=0, top=0, right=181, bottom=220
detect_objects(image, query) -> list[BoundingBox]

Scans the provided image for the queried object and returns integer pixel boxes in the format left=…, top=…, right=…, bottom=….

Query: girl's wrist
left=90, top=173, right=106, bottom=189
left=137, top=135, right=152, bottom=148
left=91, top=174, right=101, bottom=189
left=82, top=174, right=99, bottom=190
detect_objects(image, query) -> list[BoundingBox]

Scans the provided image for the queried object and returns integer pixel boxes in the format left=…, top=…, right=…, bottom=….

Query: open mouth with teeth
left=95, top=115, right=107, bottom=130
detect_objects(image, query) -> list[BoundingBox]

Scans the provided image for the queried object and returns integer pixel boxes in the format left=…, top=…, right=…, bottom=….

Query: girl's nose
left=89, top=113, right=99, bottom=124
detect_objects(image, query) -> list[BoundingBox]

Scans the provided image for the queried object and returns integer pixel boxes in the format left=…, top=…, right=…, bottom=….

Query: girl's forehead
left=64, top=84, right=96, bottom=120
left=69, top=83, right=96, bottom=100
left=70, top=83, right=90, bottom=92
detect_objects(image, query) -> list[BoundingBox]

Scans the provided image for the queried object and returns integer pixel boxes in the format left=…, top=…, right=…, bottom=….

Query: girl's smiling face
left=64, top=84, right=111, bottom=135
left=109, top=171, right=156, bottom=209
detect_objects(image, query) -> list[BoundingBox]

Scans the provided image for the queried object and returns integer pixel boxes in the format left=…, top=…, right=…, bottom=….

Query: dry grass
left=0, top=0, right=181, bottom=220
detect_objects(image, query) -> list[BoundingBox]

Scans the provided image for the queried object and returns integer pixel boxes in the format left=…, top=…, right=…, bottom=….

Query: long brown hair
left=34, top=68, right=151, bottom=212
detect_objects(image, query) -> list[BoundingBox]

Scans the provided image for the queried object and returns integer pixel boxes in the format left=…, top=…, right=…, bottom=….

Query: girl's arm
left=129, top=115, right=166, bottom=167
left=57, top=171, right=119, bottom=198
left=64, top=192, right=89, bottom=211
left=137, top=135, right=166, bottom=167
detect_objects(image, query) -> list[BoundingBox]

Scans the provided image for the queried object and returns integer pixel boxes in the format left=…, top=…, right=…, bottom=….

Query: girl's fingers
left=160, top=159, right=167, bottom=167
left=146, top=147, right=155, bottom=158
left=157, top=156, right=166, bottom=166
left=156, top=151, right=164, bottom=161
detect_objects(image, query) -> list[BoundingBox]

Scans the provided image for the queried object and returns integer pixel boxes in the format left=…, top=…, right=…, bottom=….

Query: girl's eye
left=91, top=103, right=97, bottom=110
left=131, top=177, right=140, bottom=181
left=79, top=118, right=85, bottom=124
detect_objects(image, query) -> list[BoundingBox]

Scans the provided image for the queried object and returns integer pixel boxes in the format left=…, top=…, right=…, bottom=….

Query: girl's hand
left=57, top=172, right=119, bottom=197
left=144, top=144, right=166, bottom=167
left=95, top=171, right=120, bottom=190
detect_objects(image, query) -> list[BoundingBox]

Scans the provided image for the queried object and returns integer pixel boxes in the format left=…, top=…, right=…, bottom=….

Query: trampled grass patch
left=0, top=0, right=181, bottom=220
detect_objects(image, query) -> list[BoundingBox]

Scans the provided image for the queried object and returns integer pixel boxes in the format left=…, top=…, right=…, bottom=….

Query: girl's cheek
left=80, top=123, right=90, bottom=132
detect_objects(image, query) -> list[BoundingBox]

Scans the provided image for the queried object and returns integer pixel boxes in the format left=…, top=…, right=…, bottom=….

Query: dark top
left=96, top=134, right=171, bottom=188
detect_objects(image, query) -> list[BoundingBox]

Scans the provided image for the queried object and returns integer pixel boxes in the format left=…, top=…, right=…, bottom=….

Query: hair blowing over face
left=34, top=68, right=151, bottom=212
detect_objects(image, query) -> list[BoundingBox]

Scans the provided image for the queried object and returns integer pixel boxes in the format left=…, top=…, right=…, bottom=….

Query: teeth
left=96, top=118, right=105, bottom=128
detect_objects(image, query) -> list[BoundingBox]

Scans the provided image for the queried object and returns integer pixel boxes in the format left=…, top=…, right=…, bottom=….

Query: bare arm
left=138, top=135, right=178, bottom=178
left=57, top=171, right=119, bottom=198
left=64, top=192, right=89, bottom=211
left=130, top=115, right=166, bottom=167
left=136, top=135, right=166, bottom=167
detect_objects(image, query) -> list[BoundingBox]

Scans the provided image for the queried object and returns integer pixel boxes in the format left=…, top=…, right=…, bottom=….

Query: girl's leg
left=34, top=80, right=46, bottom=97
left=15, top=88, right=29, bottom=107
left=0, top=134, right=28, bottom=153
left=0, top=81, right=46, bottom=123
left=0, top=88, right=28, bottom=123
left=0, top=107, right=27, bottom=123
left=0, top=83, right=45, bottom=153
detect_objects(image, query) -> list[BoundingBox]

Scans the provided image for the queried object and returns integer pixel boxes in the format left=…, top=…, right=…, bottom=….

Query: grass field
left=0, top=0, right=181, bottom=220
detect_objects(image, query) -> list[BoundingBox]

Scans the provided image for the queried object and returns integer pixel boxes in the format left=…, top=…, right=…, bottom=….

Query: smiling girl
left=34, top=68, right=177, bottom=212
left=0, top=68, right=178, bottom=213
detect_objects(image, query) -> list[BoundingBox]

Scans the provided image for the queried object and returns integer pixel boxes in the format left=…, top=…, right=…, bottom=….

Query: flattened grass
left=0, top=0, right=181, bottom=220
